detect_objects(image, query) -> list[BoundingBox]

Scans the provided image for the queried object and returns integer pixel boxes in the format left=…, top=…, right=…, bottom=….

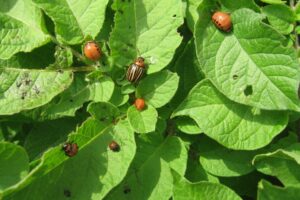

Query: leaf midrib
left=2, top=121, right=112, bottom=196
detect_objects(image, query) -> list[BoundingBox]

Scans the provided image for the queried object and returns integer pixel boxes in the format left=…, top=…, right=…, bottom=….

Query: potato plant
left=0, top=0, right=300, bottom=199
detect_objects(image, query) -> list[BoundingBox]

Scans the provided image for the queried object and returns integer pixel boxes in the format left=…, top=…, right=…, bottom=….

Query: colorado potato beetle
left=126, top=57, right=146, bottom=83
left=63, top=142, right=78, bottom=157
left=84, top=41, right=101, bottom=61
left=134, top=98, right=145, bottom=111
left=109, top=141, right=120, bottom=152
left=212, top=11, right=232, bottom=32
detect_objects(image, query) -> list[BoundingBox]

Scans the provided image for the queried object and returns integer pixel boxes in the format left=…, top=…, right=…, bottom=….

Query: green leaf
left=89, top=75, right=115, bottom=102
left=3, top=118, right=136, bottom=200
left=22, top=74, right=90, bottom=120
left=0, top=0, right=50, bottom=59
left=296, top=2, right=300, bottom=21
left=175, top=116, right=202, bottom=134
left=185, top=145, right=219, bottom=183
left=258, top=180, right=300, bottom=200
left=136, top=70, right=179, bottom=108
left=127, top=104, right=158, bottom=134
left=173, top=172, right=242, bottom=200
left=0, top=122, right=23, bottom=142
left=27, top=74, right=116, bottom=120
left=48, top=46, right=73, bottom=68
left=87, top=102, right=120, bottom=124
left=260, top=0, right=286, bottom=4
left=253, top=143, right=300, bottom=187
left=109, top=86, right=129, bottom=107
left=24, top=118, right=80, bottom=160
left=262, top=4, right=295, bottom=35
left=195, top=8, right=300, bottom=111
left=172, top=80, right=288, bottom=150
left=109, top=0, right=183, bottom=73
left=106, top=135, right=187, bottom=200
left=186, top=0, right=203, bottom=32
left=0, top=142, right=29, bottom=191
left=198, top=136, right=257, bottom=177
left=0, top=43, right=56, bottom=69
left=220, top=0, right=260, bottom=12
left=195, top=133, right=297, bottom=178
left=121, top=83, right=135, bottom=94
left=0, top=68, right=73, bottom=115
left=32, top=0, right=109, bottom=44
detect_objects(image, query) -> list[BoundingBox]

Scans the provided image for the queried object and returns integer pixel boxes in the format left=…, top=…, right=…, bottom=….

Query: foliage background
left=0, top=0, right=300, bottom=199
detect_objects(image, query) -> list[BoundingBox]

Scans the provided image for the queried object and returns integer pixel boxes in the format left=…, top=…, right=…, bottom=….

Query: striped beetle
left=126, top=57, right=146, bottom=83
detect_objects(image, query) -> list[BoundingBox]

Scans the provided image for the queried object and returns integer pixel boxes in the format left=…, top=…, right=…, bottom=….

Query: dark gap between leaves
left=64, top=189, right=71, bottom=198
left=123, top=186, right=131, bottom=194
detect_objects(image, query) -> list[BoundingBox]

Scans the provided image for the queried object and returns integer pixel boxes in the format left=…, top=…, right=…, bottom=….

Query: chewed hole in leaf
left=232, top=74, right=238, bottom=80
left=244, top=85, right=253, bottom=96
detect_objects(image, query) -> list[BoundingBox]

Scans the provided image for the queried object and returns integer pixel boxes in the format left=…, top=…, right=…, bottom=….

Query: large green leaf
left=127, top=104, right=158, bottom=134
left=0, top=68, right=73, bottom=115
left=0, top=0, right=50, bottom=59
left=262, top=4, right=295, bottom=35
left=0, top=142, right=29, bottom=191
left=106, top=135, right=187, bottom=200
left=109, top=0, right=183, bottom=73
left=198, top=133, right=297, bottom=177
left=3, top=118, right=136, bottom=200
left=172, top=80, right=288, bottom=150
left=258, top=180, right=300, bottom=200
left=253, top=143, right=300, bottom=187
left=136, top=70, right=179, bottom=108
left=32, top=0, right=109, bottom=44
left=195, top=8, right=300, bottom=111
left=173, top=172, right=242, bottom=200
